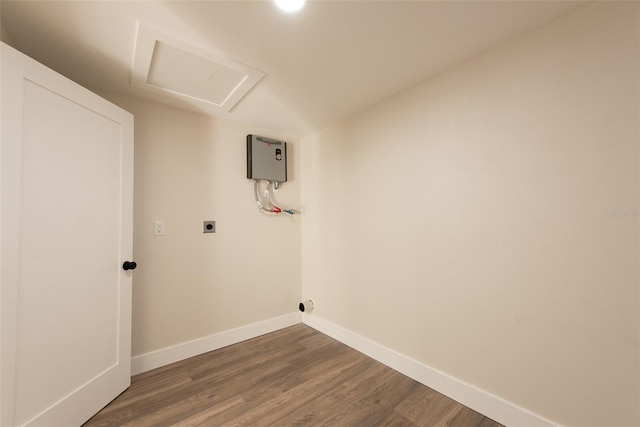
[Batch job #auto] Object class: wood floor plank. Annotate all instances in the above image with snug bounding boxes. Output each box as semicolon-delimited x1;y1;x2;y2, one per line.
320;369;419;427
83;324;503;427
173;395;249;427
377;410;419;427
268;357;386;425
218;351;370;426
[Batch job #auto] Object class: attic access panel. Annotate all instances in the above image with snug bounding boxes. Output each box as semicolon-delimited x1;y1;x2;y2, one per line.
247;135;287;183
147;41;247;106
132;24;265;113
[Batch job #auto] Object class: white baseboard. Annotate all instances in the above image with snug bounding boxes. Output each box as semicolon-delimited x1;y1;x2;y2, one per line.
302;314;558;427
132;312;301;375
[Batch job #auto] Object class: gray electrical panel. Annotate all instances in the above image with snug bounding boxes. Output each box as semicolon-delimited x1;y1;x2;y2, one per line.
246;134;287;182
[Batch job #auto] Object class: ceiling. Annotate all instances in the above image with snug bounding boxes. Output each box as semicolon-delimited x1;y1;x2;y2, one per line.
1;0;586;138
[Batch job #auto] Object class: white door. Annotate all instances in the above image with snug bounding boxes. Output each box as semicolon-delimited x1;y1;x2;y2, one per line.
1;42;134;426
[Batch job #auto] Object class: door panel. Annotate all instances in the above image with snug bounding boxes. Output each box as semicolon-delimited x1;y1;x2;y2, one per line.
1;42;133;426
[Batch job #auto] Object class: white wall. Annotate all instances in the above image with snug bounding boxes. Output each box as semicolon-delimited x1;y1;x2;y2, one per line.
301;2;639;426
104;94;302;358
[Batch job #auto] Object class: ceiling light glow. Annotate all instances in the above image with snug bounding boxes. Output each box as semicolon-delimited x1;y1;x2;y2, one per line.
274;0;306;13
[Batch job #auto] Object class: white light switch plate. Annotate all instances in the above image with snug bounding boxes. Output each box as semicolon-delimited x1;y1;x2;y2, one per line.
154;220;165;236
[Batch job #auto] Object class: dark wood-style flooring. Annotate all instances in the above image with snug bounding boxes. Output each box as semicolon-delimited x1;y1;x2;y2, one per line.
84;324;502;426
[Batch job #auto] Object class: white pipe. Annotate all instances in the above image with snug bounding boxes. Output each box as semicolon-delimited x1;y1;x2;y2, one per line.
299;299;314;313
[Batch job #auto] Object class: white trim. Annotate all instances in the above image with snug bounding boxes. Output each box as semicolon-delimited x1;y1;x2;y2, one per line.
302;314;559;427
132;312;301;375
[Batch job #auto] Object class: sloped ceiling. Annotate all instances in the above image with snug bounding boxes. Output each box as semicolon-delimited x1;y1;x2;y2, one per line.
0;1;586;137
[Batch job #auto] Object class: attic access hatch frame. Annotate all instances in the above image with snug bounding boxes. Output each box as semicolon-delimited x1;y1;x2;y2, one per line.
131;24;265;113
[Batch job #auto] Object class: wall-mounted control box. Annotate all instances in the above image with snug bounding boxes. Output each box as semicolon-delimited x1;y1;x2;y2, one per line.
246;134;287;183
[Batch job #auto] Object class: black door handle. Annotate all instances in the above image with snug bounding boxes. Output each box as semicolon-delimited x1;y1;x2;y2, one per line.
123;261;137;271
